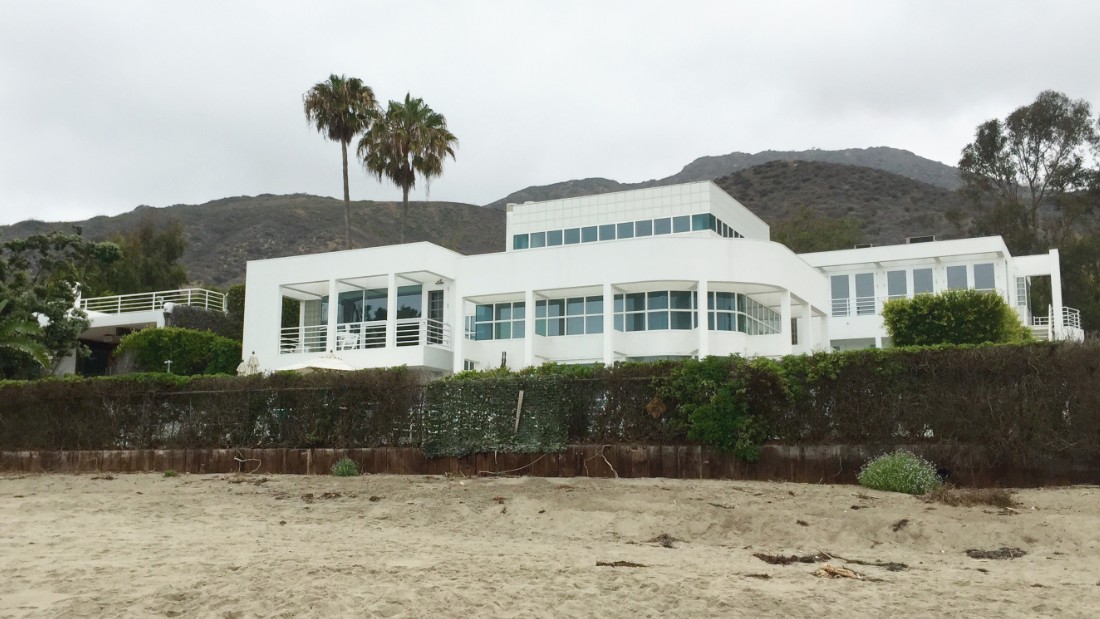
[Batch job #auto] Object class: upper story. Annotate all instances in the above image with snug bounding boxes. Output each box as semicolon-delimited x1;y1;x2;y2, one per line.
506;181;770;251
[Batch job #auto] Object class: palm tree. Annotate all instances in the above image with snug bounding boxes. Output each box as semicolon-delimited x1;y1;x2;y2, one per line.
0;299;50;368
303;75;378;249
358;94;457;243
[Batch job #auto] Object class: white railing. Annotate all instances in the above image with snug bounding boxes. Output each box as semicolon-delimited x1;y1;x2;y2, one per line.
831;289;1007;318
1062;307;1082;330
279;324;327;354
279;318;452;354
80;288;226;314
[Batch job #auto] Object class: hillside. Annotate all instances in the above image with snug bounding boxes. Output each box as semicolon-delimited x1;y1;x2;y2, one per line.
487;146;960;208
0;195;505;288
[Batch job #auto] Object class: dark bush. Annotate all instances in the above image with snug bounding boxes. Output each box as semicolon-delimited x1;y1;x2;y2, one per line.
114;327;241;375
883;289;1031;346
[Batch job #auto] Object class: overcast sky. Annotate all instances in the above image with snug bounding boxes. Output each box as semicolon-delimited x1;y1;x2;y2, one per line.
1;1;1099;225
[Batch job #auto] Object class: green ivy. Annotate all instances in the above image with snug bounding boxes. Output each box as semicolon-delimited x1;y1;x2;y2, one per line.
114;327;242;376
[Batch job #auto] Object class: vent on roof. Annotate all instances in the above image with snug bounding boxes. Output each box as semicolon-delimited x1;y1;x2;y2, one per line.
906;235;936;244
853;243;875;249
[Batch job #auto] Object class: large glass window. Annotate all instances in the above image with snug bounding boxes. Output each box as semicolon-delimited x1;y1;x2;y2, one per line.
913;268;933;294
654;218;672;235
395;285;422;319
564;228;580;245
617;221;634;239
831;275;850;317
581;226;597;243
472;301;525;340
691;214;709;231
614;290;695;332
672;215;690;233
598;223;616;241
536;296;602;336
946;265;968;290
635;220;653;237
546;230;563;246
530;231;546;248
854;273;875;315
973;263;995;290
708;292;780;334
887;270;907;299
513;234;529;250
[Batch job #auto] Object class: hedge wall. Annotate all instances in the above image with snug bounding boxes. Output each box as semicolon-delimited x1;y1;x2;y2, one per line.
1;342;1098;465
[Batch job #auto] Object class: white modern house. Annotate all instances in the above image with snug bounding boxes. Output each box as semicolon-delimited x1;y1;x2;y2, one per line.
238;181;1082;375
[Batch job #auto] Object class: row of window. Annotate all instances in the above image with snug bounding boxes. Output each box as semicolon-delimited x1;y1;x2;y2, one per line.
468;290;781;340
831;263;996;317
512;213;744;250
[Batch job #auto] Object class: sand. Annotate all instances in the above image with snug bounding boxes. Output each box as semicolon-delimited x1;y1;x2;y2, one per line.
1;473;1099;618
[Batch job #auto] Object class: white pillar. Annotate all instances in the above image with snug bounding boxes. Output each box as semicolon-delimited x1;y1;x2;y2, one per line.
325;279;339;352
803;300;814;354
524;289;536;367
386;273;398;348
697;280;709;359
779;289;791;353
452;293;464;373
603;283;615;366
1050;249;1064;340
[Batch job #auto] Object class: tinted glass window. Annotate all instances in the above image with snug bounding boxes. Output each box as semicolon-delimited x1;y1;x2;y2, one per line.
913;268;933;294
974;263;995;290
672;215;690;233
654;218;672;235
635;220;653;236
564;228;580;244
887;270;907;297
531;232;546;248
691;214;709;231
598;224;616;241
547;229;563;246
513;234;529;250
581;226;597;242
617;222;634;239
947;265;967;290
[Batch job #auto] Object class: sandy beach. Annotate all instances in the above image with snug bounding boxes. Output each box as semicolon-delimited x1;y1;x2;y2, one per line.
1;473;1098;618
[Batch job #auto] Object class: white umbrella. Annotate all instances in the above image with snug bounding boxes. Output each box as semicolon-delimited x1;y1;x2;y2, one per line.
277;354;357;373
243;351;261;376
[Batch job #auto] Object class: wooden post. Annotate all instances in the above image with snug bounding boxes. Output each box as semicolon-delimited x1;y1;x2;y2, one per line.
513;389;525;433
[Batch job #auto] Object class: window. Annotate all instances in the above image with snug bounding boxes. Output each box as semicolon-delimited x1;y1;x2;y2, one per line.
635;220;653;237
581;226;597;243
513;234;529;250
1016;277;1030;308
854;273;874;315
974;263;995;290
598;223;616;241
654;218;672;235
617;221;634;239
615;290;695;332
536;296;602;336
547;229;563;246
946;265;967;290
707;291;781;335
691;213;709;231
472;301;525;340
564;228;581;245
530;231;546;248
913;268;933;294
672;215;690;233
831;275;850;317
887;270;907;299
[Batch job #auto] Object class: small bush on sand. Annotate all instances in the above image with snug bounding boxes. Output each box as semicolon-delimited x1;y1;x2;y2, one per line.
331;457;359;477
858;450;942;495
924;485;1018;508
163;469;179;478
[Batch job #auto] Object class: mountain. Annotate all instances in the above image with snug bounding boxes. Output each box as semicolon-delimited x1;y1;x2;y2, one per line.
486;147;960;208
0;195;505;288
713;160;966;244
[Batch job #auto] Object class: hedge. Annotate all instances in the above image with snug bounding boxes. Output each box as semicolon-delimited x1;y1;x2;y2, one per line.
1;342;1098;465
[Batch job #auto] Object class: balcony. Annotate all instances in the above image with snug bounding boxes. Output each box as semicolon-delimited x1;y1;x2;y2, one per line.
80;288;226;314
279;318;452;354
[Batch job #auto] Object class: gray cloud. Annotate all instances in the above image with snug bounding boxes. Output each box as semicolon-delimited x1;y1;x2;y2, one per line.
2;0;1098;225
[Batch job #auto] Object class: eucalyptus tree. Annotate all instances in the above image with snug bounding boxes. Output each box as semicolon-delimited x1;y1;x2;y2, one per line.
303;74;379;249
358;93;457;243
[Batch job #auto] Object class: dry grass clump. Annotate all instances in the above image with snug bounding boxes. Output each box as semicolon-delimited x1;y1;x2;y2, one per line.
924;485;1018;508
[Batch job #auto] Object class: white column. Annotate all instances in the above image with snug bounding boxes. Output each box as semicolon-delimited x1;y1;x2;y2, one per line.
325;279;339;353
803;300;814;353
524;289;536;367
298;298;305;351
1050;249;1064;340
697;280;709;359
779;289;791;353
452;293;464;373
602;283;615;366
386;273;398;348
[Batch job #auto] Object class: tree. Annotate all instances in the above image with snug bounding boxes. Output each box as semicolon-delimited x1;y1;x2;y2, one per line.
303;75;379;249
959;90;1099;252
882;290;1031;347
358;93;457;243
0;233;121;377
91;217;189;295
0;299;50;369
770;207;866;253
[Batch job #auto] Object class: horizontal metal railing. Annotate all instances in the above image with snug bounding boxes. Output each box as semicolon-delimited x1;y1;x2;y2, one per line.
831;289;1006;318
280;319;452;354
80;288;226;314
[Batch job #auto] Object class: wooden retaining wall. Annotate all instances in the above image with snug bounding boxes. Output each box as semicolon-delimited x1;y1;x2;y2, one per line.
2;445;1098;487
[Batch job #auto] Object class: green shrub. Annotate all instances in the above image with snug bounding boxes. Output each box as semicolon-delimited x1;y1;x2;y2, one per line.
882;289;1031;346
163;469;179;478
858;450;942;494
114;327;242;375
331;457;359;477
